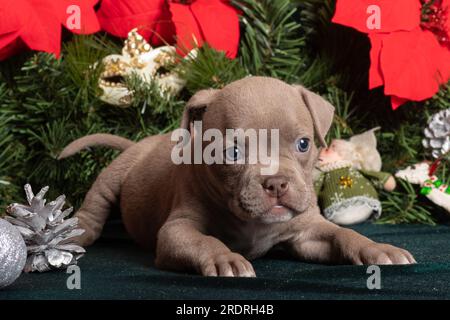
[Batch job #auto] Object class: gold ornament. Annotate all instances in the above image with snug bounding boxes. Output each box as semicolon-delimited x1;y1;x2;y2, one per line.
339;176;353;188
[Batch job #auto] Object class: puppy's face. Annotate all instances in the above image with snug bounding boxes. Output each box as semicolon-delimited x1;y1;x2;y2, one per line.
184;77;334;224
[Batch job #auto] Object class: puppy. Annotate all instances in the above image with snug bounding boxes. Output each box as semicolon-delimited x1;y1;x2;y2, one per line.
60;77;415;277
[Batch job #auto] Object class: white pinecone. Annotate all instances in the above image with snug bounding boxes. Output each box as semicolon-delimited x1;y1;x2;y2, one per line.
423;108;450;159
5;184;85;272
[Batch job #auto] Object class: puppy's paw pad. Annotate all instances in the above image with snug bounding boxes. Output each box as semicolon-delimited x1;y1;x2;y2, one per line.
357;243;416;265
201;252;256;278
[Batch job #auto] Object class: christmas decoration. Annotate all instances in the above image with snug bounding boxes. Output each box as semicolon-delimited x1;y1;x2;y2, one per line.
1;0;449;227
5;184;85;272
97;28;194;106
0;219;27;289
314;128;396;225
396;162;450;215
0;0;100;60
169;0;239;58
423;108;450;158
97;0;240;58
332;0;450;109
97;0;174;47
339;176;353;188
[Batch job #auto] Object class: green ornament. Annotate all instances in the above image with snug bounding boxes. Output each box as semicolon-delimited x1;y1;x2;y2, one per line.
433;180;443;188
420;187;432;196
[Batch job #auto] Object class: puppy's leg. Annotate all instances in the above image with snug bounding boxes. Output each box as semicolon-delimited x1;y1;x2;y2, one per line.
75;152;137;246
286;208;416;265
156;217;256;277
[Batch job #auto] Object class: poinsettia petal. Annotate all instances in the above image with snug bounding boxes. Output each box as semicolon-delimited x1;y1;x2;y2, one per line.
0;33;22;61
21;9;62;57
0;0;30;35
169;1;204;54
368;34;384;89
0;0;62;58
21;1;63;57
53;0;101;34
149;1;175;45
436;44;450;82
381;29;450;102
0;31;19;50
97;0;175;45
1;0;99;59
333;0;421;34
0;0;30;60
391;96;409;110
190;0;239;58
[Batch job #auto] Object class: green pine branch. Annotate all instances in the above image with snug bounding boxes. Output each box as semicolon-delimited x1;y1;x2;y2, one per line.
0;6;449;226
0;34;187;210
233;0;306;82
178;44;247;94
378;180;436;225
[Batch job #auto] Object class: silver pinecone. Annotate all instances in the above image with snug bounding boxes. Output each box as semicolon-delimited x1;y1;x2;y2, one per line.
423;108;450;158
5;184;85;272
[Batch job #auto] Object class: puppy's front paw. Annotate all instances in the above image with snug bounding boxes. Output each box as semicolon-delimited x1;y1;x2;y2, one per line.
354;243;416;265
200;252;256;277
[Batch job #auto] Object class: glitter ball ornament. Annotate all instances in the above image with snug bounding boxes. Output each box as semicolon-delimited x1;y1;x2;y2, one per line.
0;218;27;289
5;184;86;272
423;108;450;158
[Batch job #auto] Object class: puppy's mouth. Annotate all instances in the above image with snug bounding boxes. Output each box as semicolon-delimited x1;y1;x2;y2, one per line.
268;204;291;215
237;198;295;224
261;203;294;223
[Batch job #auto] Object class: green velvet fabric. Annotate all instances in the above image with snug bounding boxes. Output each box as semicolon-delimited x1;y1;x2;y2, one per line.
1;222;450;300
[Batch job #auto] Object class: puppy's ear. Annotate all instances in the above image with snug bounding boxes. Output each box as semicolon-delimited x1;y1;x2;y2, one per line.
181;89;219;131
293;85;335;147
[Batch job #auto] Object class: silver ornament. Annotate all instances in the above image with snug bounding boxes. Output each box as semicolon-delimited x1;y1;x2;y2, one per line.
5;184;86;272
0;218;27;289
423;108;450;158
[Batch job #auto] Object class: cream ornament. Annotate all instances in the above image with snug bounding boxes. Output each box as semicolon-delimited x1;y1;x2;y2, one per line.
98;28;190;107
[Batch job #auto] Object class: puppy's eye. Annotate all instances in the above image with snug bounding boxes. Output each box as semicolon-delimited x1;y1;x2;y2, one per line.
224;146;243;162
296;138;310;153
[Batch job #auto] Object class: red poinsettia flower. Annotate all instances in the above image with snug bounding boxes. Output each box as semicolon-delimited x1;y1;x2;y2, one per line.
96;0;175;47
168;0;240;58
96;0;240;58
0;0;100;61
333;0;450;109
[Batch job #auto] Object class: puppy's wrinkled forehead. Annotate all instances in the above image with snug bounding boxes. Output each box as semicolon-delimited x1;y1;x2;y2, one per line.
203;77;314;135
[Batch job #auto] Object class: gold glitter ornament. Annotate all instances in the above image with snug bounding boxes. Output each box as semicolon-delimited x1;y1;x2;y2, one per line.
339;176;353;188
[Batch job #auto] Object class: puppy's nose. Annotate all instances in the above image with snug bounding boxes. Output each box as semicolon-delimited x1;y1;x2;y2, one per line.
263;176;289;198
